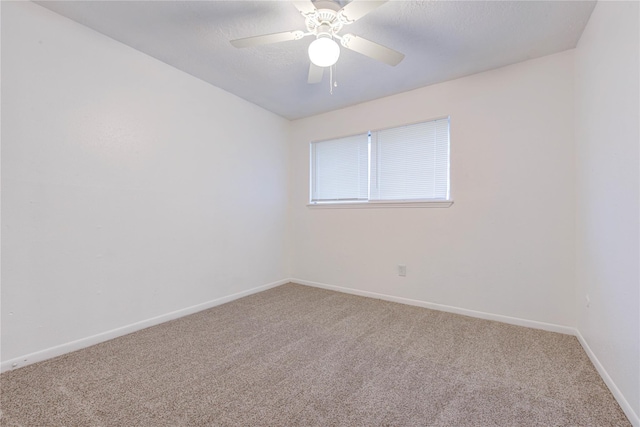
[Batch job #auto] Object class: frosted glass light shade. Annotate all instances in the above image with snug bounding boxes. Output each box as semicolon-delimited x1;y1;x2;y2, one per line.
308;37;340;67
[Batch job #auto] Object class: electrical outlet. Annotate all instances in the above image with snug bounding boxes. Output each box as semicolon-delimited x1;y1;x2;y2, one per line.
398;265;406;277
585;294;590;308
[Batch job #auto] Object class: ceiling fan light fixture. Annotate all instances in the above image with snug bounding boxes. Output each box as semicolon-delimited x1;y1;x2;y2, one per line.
308;36;340;67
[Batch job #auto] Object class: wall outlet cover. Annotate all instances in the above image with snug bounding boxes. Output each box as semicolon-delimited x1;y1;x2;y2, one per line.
398;265;407;277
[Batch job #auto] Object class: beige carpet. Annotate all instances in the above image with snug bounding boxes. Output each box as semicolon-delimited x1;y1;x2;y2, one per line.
0;283;630;426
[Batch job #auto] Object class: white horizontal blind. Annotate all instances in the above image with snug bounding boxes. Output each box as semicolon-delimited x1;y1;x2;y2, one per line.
310;133;369;202
370;118;449;201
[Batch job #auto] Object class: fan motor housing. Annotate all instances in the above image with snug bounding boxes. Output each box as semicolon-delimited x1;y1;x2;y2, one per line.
313;1;341;12
305;1;345;35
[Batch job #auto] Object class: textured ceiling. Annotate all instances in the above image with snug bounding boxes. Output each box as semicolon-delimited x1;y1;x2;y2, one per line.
36;0;596;120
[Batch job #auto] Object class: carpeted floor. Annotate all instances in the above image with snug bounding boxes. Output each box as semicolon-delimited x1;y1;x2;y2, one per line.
0;283;631;426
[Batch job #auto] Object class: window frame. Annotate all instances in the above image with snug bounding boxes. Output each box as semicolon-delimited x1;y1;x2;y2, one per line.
308;116;454;209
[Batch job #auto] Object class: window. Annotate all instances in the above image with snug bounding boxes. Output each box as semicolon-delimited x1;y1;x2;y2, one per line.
310;117;451;207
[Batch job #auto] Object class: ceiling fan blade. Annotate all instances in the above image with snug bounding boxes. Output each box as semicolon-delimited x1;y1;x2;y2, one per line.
339;0;388;23
292;1;317;15
230;30;305;48
308;62;324;84
340;34;404;66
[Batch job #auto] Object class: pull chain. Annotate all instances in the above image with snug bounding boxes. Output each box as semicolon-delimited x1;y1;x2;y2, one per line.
334;61;338;89
329;64;333;95
329;63;338;95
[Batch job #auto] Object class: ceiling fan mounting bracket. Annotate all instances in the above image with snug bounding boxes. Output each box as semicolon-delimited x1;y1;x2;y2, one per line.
337;10;355;24
339;33;353;48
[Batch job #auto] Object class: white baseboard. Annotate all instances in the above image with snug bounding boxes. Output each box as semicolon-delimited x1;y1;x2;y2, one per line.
0;278;289;373
291;278;575;335
4;277;637;427
575;330;640;427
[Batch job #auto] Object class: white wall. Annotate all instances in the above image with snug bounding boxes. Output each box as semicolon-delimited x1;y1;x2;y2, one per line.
290;51;576;328
1;2;289;364
574;1;640;423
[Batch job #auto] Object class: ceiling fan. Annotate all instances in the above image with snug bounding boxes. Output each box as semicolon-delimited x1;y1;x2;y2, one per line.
230;0;404;85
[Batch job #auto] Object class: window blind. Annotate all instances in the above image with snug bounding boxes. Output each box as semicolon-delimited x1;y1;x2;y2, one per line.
310;133;369;202
309;117;450;204
370;118;449;201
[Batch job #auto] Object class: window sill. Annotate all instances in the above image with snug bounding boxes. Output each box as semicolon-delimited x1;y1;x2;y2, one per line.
307;200;454;209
